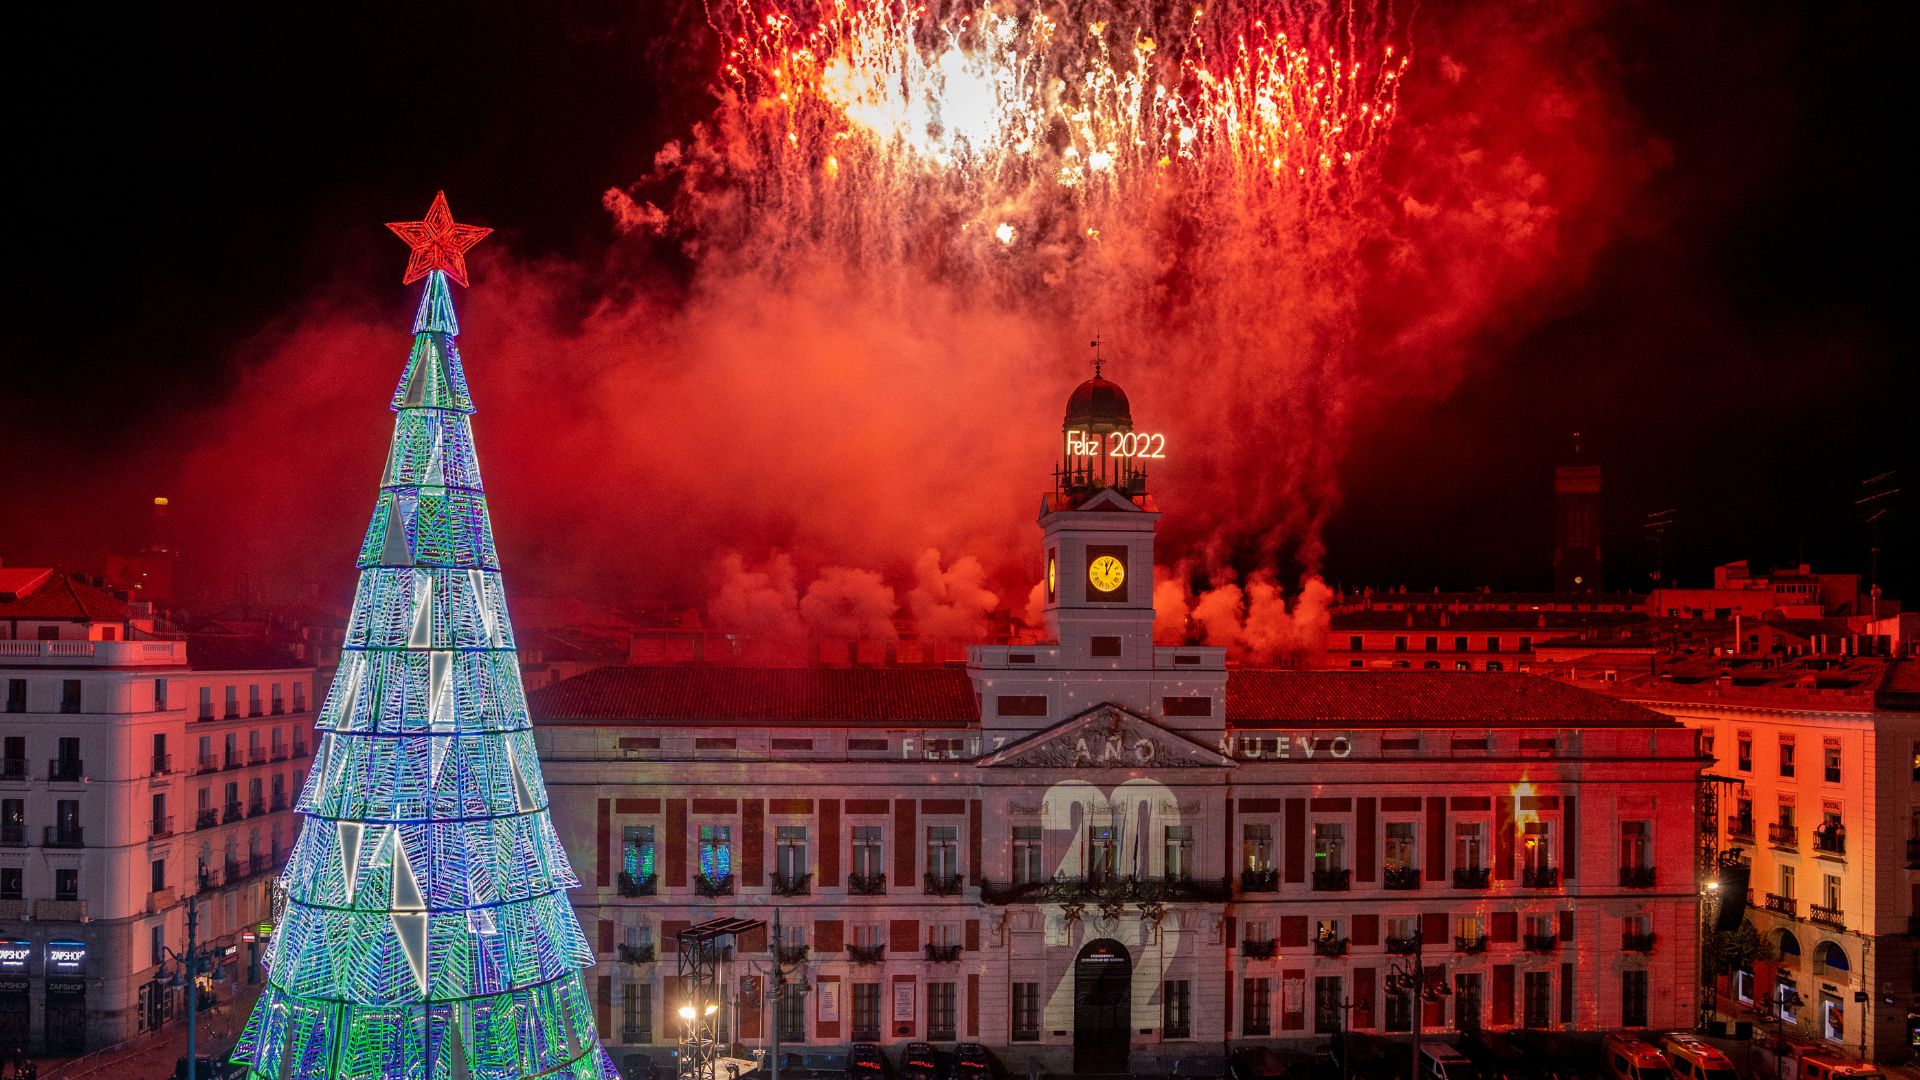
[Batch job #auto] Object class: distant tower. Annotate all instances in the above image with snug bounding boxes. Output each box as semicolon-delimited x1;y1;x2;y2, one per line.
1554;434;1602;593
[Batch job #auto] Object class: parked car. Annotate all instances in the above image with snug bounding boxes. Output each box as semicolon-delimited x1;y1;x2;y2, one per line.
1418;1044;1482;1080
954;1043;997;1080
1655;1034;1737;1080
1601;1034;1672;1080
901;1042;944;1080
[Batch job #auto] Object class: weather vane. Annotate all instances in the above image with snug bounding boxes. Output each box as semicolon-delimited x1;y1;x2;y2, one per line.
1089;334;1106;378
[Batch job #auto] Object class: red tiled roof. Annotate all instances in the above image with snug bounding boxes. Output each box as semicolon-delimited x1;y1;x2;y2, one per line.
1226;670;1672;727
529;665;979;727
0;571;129;621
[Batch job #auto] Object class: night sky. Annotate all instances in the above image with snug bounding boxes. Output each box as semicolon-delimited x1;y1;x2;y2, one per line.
6;0;1910;609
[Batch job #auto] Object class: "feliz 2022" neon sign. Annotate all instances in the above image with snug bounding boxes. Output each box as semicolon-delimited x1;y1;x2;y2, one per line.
1066;429;1167;459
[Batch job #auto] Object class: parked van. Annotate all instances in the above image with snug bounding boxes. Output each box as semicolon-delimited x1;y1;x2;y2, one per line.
1658;1034;1738;1080
1419;1044;1481;1080
1602;1034;1673;1080
1797;1053;1886;1080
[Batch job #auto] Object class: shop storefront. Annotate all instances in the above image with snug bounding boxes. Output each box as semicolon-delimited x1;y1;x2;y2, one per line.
0;940;30;1050
42;940;86;1054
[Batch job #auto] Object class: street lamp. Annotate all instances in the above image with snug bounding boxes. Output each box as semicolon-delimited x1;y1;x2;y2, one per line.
158;895;228;1080
1384;930;1448;1080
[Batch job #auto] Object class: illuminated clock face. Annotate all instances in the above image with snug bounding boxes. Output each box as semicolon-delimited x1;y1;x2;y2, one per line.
1047;555;1057;596
1088;555;1126;593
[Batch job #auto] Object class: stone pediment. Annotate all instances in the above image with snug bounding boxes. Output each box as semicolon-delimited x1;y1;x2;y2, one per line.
982;704;1233;769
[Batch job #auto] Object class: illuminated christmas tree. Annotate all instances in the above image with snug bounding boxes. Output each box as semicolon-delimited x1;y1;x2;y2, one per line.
230;193;617;1080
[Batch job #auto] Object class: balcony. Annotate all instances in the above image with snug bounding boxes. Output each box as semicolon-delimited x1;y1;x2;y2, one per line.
250;852;271;875
693;873;734;898
1452;866;1491;889
0;760;25;782
0;825;25;848
1240;867;1280;893
1523;934;1558;952
1521;866;1560;889
1812;827;1845;858
924;943;963;963
848;943;886;965
776;943;811;965
924;872;964;896
1455;935;1489;954
197;867;221;891
194;756;219;775
146;887;178;915
1726;816;1755;840
293;740;309;758
978;874;1232;906
248;748;269;765
34;899;88;922
223;803;244;824
1621;932;1655;953
1763;893;1797;917
0;639;185;667
195;808;219;830
48;759;84;783
772;871;813;898
1385;935;1421;955
43;826;84;848
1383;866;1422;891
1808;904;1844;930
1619;866;1656;888
247;800;267;817
1240;938;1279;960
1311;867;1351;892
150;816;174;839
1312;937;1348;958
271;746;289;762
846;872;886;896
617;872;657;898
223;752;241;770
150;753;173;777
616;942;655;964
225;859;245;883
270;793;288;812
1767;822;1798;849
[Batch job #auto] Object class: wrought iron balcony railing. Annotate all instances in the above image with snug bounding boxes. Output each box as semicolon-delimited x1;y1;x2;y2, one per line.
777;943;811;965
0;825;24;848
1808;904;1843;929
772;871;813;897
978;874;1231;906
1763;892;1797;917
1521;865;1560;889
1455;935;1489;954
150;816;173;838
0;760;26;781
1726;816;1755;839
1385;935;1420;955
694;872;734;898
617;872;657;897
1312;937;1348;958
846;871;886;896
1619;866;1656;888
196;808;219;829
1240;938;1278;960
848;943;886;965
43;826;84;848
1383;866;1421;890
1812;827;1845;857
924;943;963;963
616;942;655;964
1311;867;1351;892
1523;934;1558;952
1621;932;1655;953
1452;866;1491;889
924;871;964;896
48;759;84;782
1768;822;1798;849
1240;867;1280;893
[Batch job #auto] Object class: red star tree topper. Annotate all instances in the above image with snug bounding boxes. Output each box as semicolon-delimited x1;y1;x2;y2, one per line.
386;190;491;287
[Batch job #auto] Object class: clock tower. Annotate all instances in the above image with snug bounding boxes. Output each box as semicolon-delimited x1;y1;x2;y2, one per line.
1040;366;1159;662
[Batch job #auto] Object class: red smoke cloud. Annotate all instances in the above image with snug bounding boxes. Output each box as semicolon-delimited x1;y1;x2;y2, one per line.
160;0;1665;657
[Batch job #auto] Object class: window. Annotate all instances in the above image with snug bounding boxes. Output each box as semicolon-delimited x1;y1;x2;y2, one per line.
926;825;959;881
1088;825;1116;879
1424;636;1438;652
224;685;238;718
293;683;305;712
248;685;262;716
1012;826;1043;884
1779;864;1795;900
151;924;165;967
154;679;169;712
1779;735;1795;777
55;868;79;901
0;868;20;900
1011;983;1040;1041
1394;636;1408;652
1455;913;1483;943
1452;823;1485;876
853;825;884;879
1823;874;1841;912
623;982;652;1043
60;679;81;713
1162;696;1211;717
1243;977;1272;1035
198;686;213;720
1384;980;1412;1033
1521;821;1553;873
1824;741;1841;783
151;858;166;892
1522;971;1551;1028
1913;741;1920;781
776;826;808;881
1620;821;1651;870
1622;971;1649;1027
1454;636;1468;652
1244;823;1273;871
854;984;883;1041
1737;732;1753;771
779;987;808;1042
1385;822;1416;871
1701;730;1716;757
1090;636;1122;658
1315;918;1342;945
2;680;23;714
1486;636;1501;652
1163;980;1191;1038
1163;825;1193;880
1455;660;1472;671
270;684;284;714
1314;977;1344;1034
996;695;1048;717
1519;636;1533;653
927;982;957;1040
1348;635;1363;651
1313;823;1345;871
622;826;656;884
698;825;732;881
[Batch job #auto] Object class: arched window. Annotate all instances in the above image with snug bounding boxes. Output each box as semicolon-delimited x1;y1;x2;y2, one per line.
1813;939;1849;976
